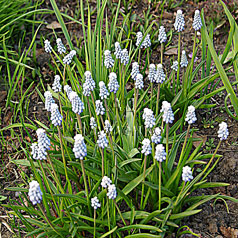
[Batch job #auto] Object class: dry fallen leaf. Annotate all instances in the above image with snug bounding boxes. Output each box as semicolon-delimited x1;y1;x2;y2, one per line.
46;21;62;30
220;226;238;238
192;132;207;148
164;47;178;56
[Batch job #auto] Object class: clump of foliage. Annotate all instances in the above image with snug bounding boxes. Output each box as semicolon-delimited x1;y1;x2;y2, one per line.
3;0;238;237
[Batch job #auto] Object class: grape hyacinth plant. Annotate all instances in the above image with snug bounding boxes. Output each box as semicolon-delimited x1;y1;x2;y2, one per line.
7;5;237;237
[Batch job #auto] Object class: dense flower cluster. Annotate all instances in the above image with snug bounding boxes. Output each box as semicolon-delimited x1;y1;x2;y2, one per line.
83;71;96;96
174;10;185;32
218;122;229;141
148;64;156;83
28;180;42;205
56;38;66;54
143;108;155;129
107;184;117;199
36;128;51;150
95;100;105;115
44;39;52;53
161;101;174;124
105;120;112;133
108;72;119;93
182;166;193;182
141;138;152;156
155;144;166;162
121;49;129;65
73;134;87;160
171;61;179;71
69;91;84;115
90;117;97;129
131;62;140;81
135;73;144;89
158;26;167;44
143;34;151;48
151;127;162;144
99;81;110;100
136;31;143;48
50;103;63;126
52;75;62;93
64;85;73;98
91;197;101;210
104;50;114;69
193;10;202;31
185;105;197;124
44;91;55;112
63;50;76;65
155;64;166;84
114;42;122;59
180;50;188;68
101;176;112;188
97;131;108;148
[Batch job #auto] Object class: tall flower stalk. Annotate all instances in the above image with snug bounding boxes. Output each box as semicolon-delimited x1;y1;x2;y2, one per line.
174;10;185;93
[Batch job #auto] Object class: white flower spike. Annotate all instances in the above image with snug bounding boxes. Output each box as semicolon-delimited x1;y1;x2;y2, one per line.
114;42;122;59
73;134;87;160
99;81;110;100
171;61;179;71
107;184;117;199
104;50;114;69
56;38;66;54
131;62;140;81
91;197;101;210
158;26;167;44
121;49;129;65
135;73;144;90
141;138;152;156
69;91;84;115
44;39;52;53
143;108;155;129
161;101;174;124
44;91;55;112
155;144;166;162
95;100;105;116
193;10;202;31
97;131;108;148
155;64;166;84
218;122;229;141
182;166;193;182
90;117;97;130
101;176;112;188
148;64;156;83
52;75;62;93
28;180;43;205
180;50;188;68
50;103;63;127
108;72;119;94
185;105;197;125
174;10;185;32
151;127;162;144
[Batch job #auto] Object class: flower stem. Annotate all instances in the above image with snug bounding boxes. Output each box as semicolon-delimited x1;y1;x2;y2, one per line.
165;123;169;167
176;32;181;94
80;160;90;210
161;43;164;64
100;148;105;177
76;114;83;134
140;155;147;209
155;84;161;117
158;161;162;210
150;82;153;110
94;209;96;238
177;124;191;167
133;89;138;144
87;97;92;118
